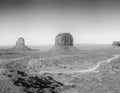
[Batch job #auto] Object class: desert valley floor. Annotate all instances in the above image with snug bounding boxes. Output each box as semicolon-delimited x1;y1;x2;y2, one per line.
0;45;120;93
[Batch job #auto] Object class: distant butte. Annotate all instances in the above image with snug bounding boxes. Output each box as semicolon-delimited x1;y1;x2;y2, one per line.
112;41;120;46
12;37;31;51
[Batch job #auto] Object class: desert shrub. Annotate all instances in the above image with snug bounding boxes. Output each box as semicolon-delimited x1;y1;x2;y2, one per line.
2;68;65;93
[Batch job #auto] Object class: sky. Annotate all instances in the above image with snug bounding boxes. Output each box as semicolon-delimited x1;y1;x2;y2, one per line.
0;0;120;46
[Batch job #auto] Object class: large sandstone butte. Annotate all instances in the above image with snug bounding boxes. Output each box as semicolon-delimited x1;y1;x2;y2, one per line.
112;41;120;46
52;33;79;53
55;33;73;46
12;37;31;51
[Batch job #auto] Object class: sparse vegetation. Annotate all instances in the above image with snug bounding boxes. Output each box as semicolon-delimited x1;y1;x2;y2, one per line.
0;45;120;93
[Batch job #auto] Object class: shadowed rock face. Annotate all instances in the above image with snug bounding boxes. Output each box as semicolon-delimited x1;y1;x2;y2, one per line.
55;33;73;47
12;37;31;51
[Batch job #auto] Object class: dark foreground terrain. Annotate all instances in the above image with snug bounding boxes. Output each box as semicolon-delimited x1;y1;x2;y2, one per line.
0;45;120;93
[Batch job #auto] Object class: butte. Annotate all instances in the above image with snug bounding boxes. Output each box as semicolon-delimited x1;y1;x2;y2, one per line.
12;37;31;51
51;33;79;53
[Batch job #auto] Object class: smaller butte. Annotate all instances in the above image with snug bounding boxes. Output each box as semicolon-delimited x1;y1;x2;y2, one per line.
12;37;31;51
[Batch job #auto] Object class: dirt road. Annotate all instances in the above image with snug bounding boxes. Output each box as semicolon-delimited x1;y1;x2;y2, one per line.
0;54;119;74
38;54;120;74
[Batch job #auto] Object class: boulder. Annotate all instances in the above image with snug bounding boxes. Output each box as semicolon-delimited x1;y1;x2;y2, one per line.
55;33;73;46
12;37;31;51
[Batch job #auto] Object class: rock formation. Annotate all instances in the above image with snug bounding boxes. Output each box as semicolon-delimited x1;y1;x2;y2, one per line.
112;41;120;46
16;37;25;46
51;33;79;53
55;33;73;46
12;37;31;51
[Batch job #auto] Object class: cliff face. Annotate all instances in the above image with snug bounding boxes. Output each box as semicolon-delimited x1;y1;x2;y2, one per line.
12;37;31;51
55;33;73;47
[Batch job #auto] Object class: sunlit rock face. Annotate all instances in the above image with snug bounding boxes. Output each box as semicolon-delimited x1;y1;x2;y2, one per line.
55;33;73;47
112;41;120;46
12;37;31;51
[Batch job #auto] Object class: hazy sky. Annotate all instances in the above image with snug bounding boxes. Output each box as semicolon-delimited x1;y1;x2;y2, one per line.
1;0;120;46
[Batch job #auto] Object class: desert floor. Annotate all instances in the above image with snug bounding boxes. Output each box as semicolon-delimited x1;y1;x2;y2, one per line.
0;45;120;93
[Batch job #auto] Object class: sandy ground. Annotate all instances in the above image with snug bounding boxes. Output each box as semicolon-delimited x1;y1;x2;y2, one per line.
0;46;120;93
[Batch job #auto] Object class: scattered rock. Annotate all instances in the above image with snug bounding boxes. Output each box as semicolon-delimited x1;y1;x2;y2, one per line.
12;37;31;51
